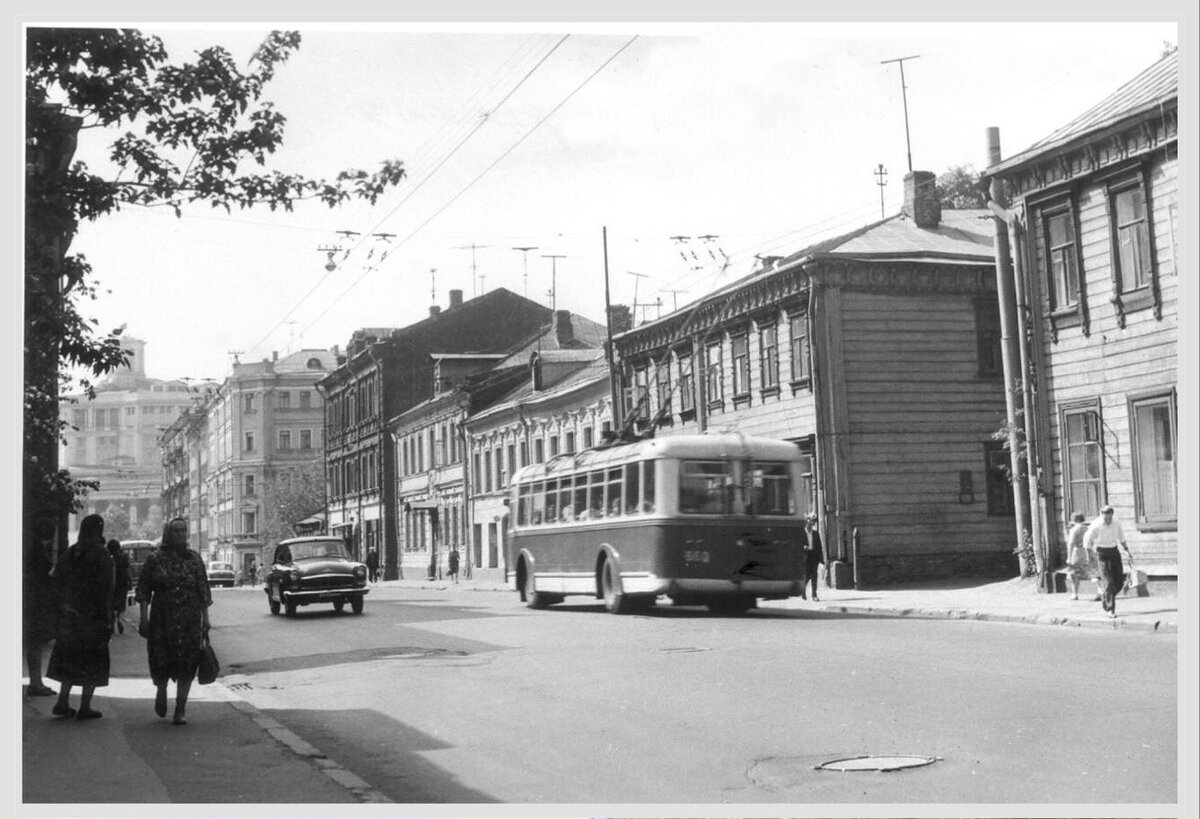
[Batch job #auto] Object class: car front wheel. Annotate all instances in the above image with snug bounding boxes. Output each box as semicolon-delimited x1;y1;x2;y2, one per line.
351;595;364;615
269;598;280;615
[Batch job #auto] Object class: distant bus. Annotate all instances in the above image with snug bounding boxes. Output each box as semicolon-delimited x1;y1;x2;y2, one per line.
507;432;808;614
122;539;158;585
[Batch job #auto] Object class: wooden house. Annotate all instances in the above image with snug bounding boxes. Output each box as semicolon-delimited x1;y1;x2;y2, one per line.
984;51;1178;575
612;173;1012;585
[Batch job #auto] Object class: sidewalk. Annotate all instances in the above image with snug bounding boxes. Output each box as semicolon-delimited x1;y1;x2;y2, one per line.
373;572;1179;633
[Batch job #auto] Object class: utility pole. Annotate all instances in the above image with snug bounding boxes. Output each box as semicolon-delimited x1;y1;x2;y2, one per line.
602;227;622;430
512;246;538;299
881;54;920;173
661;289;685;311
541;254;566;312
456;244;489;297
874;163;889;219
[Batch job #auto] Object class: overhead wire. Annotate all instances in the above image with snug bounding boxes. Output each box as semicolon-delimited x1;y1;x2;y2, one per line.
246;34;572;358
295;34;641;341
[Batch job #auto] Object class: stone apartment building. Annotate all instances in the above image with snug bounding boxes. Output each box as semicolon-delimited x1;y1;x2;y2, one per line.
318;288;556;579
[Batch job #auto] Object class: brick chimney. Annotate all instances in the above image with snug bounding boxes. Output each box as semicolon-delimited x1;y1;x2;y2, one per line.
903;171;941;228
555;310;574;347
449;289;463;309
429;305;442;318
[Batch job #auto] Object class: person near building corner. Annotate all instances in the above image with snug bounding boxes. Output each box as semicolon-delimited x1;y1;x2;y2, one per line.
1084;504;1133;618
366;548;380;583
801;512;825;601
1063;512;1094;601
24;515;60;697
448;546;460;584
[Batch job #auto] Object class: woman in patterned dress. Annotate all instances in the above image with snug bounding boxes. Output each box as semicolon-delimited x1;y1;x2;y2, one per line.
136;517;211;725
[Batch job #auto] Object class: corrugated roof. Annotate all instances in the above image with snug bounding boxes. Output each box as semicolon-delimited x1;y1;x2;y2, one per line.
989;51;1177;175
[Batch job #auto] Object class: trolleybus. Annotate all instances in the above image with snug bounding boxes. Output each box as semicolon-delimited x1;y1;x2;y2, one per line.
507;432;809;614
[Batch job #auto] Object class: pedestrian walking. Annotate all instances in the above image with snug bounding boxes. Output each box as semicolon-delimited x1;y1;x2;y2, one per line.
366;548;380;583
1084;504;1133;617
248;560;257;587
1063;512;1094;601
255;563;265;586
801;512;824;601
23;515;60;698
135;517;212;725
448;546;460;584
46;513;114;720
107;539;132;634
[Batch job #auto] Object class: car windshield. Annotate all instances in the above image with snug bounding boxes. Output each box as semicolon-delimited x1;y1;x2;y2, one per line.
285;540;349;561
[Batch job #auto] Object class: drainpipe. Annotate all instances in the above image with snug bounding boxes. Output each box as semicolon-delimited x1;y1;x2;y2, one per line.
1008;212;1051;589
985;127;1034;579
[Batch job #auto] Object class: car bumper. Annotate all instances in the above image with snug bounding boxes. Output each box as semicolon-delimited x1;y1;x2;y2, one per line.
278;587;369;604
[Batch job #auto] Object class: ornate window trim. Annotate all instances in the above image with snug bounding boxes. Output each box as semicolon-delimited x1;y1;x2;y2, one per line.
1102;162;1162;327
1030;191;1089;342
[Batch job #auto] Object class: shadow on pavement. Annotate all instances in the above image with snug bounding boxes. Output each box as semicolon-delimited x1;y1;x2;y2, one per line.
261;706;497;803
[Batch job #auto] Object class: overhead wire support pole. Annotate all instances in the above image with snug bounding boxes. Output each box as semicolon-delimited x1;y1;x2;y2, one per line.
880;54;920;173
602;227;622;430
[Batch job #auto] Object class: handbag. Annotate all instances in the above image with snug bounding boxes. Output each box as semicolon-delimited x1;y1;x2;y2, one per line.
197;632;220;685
1122;553;1149;598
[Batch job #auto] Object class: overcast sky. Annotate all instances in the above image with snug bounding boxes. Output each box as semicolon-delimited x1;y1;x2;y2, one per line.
42;19;1182;382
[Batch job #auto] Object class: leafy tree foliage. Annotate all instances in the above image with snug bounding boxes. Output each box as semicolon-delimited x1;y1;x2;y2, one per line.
25;28;406;522
261;459;327;545
936;165;987;209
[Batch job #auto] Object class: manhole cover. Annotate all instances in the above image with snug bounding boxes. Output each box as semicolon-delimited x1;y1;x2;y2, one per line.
816;754;940;772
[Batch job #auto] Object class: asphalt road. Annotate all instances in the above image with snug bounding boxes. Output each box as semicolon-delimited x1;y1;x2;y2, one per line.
209;584;1177;806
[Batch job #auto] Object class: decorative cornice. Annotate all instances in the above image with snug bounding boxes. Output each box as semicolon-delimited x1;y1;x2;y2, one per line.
1003;102;1177;201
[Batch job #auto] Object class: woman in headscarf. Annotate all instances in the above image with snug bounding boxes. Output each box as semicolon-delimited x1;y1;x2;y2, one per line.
107;539;132;634
135;517;211;725
46;513;114;720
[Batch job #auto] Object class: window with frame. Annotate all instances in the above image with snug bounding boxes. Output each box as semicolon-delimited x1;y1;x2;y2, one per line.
278;430;291;451
244;474;255;496
789;313;810;383
705;341;723;405
759;322;779;391
583;427;594;449
1110;178;1152;293
278;391;291;408
984;441;1014;516
242;511;256;536
627;367;650;421
1042;204;1080;311
566;431;576;454
677;354;695;414
520;440;529;467
244;394;255;413
549;435;560;457
244;432;255;453
300;429;312;450
484;450;493;493
506;444;516;485
1129;391;1176;528
299;391;311;409
731;333;750;396
1061;404;1104;520
655;361;672;415
975;299;1003;378
534;438;545;464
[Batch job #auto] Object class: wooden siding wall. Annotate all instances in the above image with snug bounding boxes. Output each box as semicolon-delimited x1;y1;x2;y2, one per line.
1033;155;1178;571
838;291;1013;569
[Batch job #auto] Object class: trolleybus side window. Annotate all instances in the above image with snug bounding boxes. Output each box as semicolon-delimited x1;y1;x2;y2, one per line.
642;460;655;512
606;468;622;517
748;461;795;515
624;462;640;514
586;470;605;519
531;480;545;525
545;478;559;524
572;475;588;521
680;460;732;514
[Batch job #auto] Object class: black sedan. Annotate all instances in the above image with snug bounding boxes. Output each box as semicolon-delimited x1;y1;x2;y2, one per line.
264;536;369;617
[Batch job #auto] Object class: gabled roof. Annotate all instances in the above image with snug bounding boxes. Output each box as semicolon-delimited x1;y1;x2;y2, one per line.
987;51;1177;176
467;356;612;427
623;208;993;338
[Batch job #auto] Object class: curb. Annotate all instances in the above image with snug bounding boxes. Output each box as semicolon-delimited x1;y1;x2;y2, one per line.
823;604;1176;634
225;690;392;803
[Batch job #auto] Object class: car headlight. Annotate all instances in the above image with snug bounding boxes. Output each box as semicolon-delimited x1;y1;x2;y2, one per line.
288;570;302;583
353;565;367;579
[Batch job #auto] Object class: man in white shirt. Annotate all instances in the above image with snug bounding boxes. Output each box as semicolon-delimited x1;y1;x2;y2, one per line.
1084;505;1133;617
